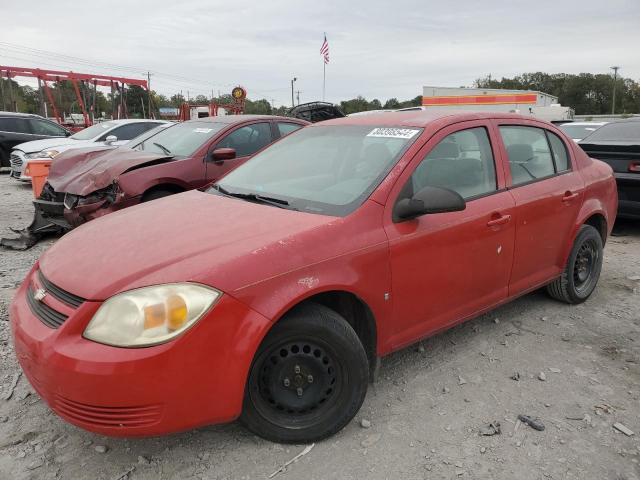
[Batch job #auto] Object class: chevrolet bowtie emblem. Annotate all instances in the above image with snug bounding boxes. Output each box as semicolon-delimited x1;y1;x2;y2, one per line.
33;288;47;302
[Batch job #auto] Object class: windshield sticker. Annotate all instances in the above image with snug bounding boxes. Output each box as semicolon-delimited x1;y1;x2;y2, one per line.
194;128;213;133
366;128;420;139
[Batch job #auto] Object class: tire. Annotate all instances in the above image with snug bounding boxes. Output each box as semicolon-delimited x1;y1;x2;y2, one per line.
0;148;9;170
141;189;175;202
547;224;603;304
240;303;369;443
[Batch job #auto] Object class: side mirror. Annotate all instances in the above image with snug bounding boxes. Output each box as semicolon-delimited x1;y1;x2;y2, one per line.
105;135;118;144
209;147;236;162
394;186;466;222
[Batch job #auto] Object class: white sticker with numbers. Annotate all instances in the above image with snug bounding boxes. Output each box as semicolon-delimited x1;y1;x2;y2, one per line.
366;128;420;139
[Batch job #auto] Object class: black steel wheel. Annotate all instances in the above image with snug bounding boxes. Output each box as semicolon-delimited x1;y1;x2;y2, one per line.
241;303;369;443
547;224;603;304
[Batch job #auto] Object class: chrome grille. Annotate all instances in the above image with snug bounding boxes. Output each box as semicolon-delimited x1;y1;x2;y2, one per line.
9;153;23;168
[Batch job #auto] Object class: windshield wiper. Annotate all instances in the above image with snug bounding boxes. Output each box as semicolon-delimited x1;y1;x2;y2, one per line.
212;185;295;210
153;142;172;155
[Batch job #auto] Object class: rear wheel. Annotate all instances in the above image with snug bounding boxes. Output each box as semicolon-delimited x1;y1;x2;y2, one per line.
241;303;369;443
547;224;603;304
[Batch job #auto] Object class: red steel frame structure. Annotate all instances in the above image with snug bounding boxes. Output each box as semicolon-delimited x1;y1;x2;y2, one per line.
0;65;148;128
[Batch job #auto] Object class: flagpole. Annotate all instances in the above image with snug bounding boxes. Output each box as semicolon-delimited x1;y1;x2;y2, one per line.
322;32;326;101
323;61;326;102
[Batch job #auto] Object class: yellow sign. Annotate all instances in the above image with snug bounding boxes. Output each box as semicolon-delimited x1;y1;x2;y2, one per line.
232;87;246;101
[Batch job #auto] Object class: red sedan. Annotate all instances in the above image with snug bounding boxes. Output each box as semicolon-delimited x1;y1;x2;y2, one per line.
11;111;617;443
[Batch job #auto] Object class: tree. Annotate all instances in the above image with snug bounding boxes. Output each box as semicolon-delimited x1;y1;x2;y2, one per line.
383;98;401;109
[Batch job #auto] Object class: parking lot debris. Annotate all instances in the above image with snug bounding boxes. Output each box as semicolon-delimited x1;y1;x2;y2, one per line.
137;456;151;465
517;415;545;431
613;423;635;436
480;446;486;454
627;275;640;281
94;445;108;453
360;418;371;428
479;422;501;436
2;372;21;400
112;466;136;480
269;444;315;478
417;343;425;353
594;403;614;415
538;372;547;381
510;372;521;381
442;386;450;394
541;316;549;321
458;376;467;386
493;318;500;324
549;368;562;373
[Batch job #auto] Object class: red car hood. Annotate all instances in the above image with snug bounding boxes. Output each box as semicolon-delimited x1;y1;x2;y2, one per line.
39;190;351;300
48;147;173;196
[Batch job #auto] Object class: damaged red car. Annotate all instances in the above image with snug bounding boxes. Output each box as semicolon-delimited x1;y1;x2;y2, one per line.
6;115;308;248
11;112;617;443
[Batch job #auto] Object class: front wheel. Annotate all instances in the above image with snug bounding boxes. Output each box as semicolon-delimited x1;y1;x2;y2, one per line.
240;303;369;443
547;224;603;304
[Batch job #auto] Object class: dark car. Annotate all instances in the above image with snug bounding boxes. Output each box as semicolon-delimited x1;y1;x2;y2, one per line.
290;101;345;123
1;115;308;249
0;112;70;169
579;119;640;219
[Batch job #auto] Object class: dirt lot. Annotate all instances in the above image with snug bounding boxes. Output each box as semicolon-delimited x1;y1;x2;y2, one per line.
0;173;638;480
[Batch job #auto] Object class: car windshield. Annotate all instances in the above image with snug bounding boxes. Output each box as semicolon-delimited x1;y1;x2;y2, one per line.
558;124;603;139
136;121;225;157
70;121;117;140
581;121;640;142
212;125;423;216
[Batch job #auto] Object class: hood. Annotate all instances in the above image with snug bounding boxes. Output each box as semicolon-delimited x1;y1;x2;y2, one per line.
39;190;350;300
48;147;174;195
14;137;80;154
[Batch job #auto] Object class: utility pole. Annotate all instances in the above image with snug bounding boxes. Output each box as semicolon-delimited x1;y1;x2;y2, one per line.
296;90;301;105
610;66;620;115
291;77;297;108
147;71;153;119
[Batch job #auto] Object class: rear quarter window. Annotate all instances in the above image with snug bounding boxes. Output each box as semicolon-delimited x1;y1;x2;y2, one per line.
547;131;570;172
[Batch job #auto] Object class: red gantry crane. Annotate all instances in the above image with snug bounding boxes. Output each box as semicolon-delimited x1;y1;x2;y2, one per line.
0;65;148;129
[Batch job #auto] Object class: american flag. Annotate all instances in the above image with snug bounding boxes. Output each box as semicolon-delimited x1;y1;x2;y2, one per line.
320;34;329;64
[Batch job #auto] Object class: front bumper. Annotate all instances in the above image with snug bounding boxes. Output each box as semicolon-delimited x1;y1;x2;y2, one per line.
9;151;30;181
10;265;272;437
615;173;640;219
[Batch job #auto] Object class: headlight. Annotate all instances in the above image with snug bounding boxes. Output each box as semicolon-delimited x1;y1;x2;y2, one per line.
83;283;221;347
26;149;59;159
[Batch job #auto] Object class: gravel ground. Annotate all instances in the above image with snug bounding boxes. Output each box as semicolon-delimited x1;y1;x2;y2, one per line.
0;173;639;480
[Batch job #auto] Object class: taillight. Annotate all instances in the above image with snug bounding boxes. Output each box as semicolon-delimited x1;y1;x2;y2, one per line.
629;162;640;173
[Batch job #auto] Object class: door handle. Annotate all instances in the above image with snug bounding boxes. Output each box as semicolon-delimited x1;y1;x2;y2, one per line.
562;191;580;202
487;214;511;227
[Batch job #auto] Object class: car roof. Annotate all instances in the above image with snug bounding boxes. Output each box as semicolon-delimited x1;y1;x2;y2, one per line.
104;119;168;125
0;111;42;119
188;115;305;124
561;122;607;126
313;110;544;128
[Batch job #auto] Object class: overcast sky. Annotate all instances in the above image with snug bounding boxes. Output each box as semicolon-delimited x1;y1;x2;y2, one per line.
2;0;639;106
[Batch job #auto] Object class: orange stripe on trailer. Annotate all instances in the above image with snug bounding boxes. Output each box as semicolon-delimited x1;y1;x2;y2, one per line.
422;93;538;106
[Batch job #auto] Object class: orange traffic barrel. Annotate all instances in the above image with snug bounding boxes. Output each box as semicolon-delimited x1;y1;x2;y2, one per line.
24;159;53;198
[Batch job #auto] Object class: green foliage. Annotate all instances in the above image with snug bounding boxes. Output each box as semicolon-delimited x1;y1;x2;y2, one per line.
475;72;640;115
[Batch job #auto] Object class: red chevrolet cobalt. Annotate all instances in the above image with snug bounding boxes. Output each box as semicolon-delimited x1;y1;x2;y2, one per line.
11;112;617;443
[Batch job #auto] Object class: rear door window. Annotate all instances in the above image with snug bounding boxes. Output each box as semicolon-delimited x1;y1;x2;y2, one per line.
499;126;555;186
277;122;303;137
0;117;30;134
100;123;159;141
216;123;273;157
